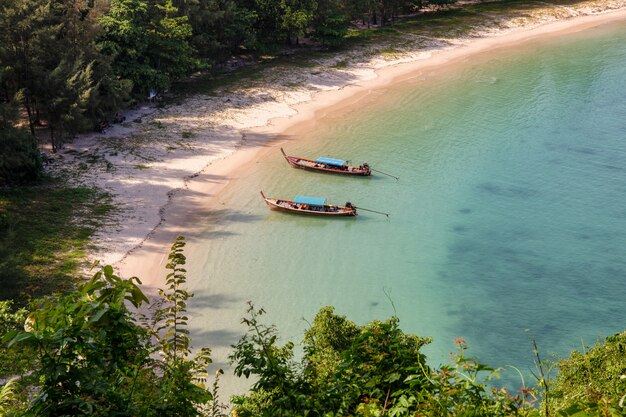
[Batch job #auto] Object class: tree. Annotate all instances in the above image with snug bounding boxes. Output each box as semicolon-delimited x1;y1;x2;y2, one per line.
312;0;349;47
229;302;303;416
237;0;284;50
150;0;200;85
150;236;213;416
0;0;53;136
280;0;316;45
173;0;255;64
99;0;199;96
0;0;129;147
4;266;150;416
38;60;97;151
0;102;41;184
0;299;33;397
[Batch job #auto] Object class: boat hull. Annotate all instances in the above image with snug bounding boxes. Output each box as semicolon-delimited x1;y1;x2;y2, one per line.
281;149;371;176
260;192;357;217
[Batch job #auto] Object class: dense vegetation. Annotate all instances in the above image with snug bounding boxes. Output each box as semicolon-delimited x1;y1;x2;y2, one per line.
0;238;213;416
0;0;455;170
0;238;624;416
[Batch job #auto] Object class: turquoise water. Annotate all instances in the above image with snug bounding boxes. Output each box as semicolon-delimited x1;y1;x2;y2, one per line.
186;19;626;390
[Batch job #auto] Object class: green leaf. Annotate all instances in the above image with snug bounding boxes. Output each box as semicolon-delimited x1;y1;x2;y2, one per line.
8;331;36;347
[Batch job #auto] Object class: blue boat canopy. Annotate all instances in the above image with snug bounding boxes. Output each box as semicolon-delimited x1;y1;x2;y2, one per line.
294;195;326;206
316;157;346;167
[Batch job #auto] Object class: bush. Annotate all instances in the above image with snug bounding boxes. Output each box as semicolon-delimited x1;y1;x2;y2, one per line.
548;331;626;416
0;105;41;185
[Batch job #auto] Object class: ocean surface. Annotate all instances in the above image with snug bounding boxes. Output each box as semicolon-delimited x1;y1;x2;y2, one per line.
185;19;626;391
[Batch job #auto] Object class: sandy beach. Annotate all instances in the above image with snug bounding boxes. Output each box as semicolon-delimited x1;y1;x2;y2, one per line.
47;2;626;287
104;1;626;285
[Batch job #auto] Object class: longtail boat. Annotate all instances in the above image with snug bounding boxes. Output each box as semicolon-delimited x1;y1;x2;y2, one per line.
260;191;357;217
281;148;371;176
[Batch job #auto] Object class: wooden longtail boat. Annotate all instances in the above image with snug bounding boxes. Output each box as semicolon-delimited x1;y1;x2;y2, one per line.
281;148;371;176
260;191;357;217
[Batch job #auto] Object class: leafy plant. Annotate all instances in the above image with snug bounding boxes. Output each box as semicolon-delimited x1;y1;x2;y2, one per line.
230;305;535;416
547;331;626;417
0;378;17;416
4;265;149;416
2;237;213;416
149;236;213;416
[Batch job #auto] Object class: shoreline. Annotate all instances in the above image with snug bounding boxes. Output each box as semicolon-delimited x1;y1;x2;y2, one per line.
115;4;626;287
84;3;626;399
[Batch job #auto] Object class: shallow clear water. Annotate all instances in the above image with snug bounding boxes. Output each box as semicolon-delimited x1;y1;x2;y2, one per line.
186;20;626;389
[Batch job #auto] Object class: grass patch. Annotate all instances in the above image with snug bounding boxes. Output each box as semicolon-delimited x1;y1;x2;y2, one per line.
173;64;268;97
0;178;116;303
332;59;350;68
181;131;194;139
134;164;150;170
378;47;401;56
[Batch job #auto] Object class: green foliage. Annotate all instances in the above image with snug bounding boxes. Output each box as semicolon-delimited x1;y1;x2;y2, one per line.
229;302;302;416
1;238;213;416
0;0;131;147
0;103;41;185
313;12;350;47
281;0;316;44
156;236;193;359
303;305;360;388
0;300;35;411
3;265;150;416
240;0;284;48
230;305;534;416
230;302;298;392
2;236;625;416
0;378;18;416
176;0;256;63
38;60;98;150
150;236;213;415
3;0;588;145
0;301;27;337
548;331;626;416
411;338;536;416
99;0;200;96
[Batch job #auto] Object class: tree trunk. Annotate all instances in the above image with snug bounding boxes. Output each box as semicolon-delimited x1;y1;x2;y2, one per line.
24;97;36;136
34;98;41;125
50;125;56;153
